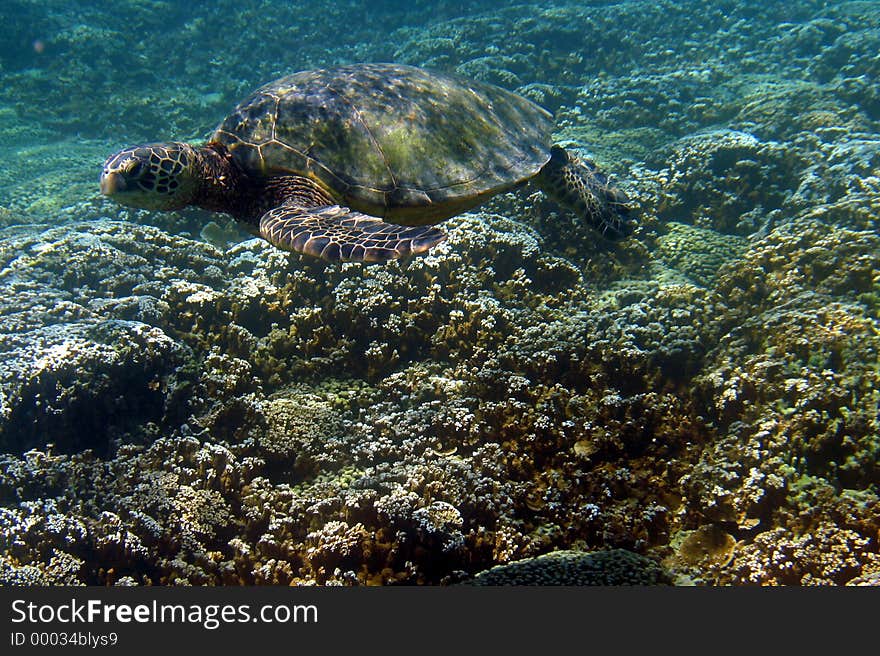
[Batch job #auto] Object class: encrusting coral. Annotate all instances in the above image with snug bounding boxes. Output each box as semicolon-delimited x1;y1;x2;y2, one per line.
1;0;879;585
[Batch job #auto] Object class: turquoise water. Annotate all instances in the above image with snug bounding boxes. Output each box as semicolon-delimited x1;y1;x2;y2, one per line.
0;0;877;585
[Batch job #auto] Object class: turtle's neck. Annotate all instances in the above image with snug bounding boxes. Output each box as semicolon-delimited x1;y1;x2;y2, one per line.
191;142;260;221
192;142;336;225
191;142;335;225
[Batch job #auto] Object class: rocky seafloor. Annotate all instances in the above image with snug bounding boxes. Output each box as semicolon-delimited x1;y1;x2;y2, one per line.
0;0;878;585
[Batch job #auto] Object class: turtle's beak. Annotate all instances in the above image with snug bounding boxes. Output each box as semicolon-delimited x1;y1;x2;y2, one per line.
100;172;126;196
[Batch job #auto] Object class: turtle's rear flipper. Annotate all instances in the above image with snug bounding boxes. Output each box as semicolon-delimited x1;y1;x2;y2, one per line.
538;145;635;239
259;203;446;262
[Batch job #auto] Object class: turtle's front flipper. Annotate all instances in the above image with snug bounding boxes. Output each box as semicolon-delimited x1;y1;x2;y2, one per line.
259;202;446;262
537;145;635;239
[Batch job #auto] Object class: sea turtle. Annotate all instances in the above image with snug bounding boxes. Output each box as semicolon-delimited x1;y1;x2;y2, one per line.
100;63;634;262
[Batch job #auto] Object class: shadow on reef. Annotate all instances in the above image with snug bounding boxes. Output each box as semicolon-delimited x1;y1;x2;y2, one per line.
0;321;194;457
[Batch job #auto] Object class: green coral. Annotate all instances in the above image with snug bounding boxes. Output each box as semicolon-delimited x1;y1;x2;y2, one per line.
259;386;347;472
656;221;748;286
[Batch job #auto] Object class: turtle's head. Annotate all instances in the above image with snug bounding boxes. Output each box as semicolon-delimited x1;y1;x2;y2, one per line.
100;142;199;211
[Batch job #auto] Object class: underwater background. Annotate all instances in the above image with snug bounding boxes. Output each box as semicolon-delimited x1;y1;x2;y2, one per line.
0;0;878;585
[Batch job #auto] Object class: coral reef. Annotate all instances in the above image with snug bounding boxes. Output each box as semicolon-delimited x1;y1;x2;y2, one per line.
0;215;712;585
655;222;747;286
0;0;878;586
466;549;672;586
0;320;186;455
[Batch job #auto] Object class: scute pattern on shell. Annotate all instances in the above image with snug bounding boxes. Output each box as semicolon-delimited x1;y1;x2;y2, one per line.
212;63;554;223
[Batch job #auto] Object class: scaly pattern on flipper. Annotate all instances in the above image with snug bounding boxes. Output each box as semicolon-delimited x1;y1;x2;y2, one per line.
259;203;447;262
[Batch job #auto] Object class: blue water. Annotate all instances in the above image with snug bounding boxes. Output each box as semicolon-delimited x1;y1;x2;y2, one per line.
0;0;877;586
